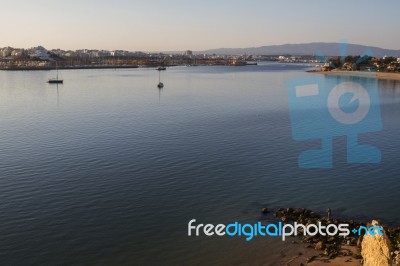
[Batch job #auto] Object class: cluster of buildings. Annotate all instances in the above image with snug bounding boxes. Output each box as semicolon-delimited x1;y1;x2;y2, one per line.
0;47;25;58
0;46;51;60
0;46;262;68
0;46;149;60
0;46;320;64
321;55;400;72
1;46;400;72
277;55;321;63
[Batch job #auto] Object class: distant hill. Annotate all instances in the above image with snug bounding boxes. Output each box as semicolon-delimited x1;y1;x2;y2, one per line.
197;42;400;57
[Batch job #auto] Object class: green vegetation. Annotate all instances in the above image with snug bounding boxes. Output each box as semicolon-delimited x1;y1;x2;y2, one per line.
329;55;400;72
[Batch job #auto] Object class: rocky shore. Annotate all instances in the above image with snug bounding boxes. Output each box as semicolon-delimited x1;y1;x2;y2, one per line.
260;207;400;265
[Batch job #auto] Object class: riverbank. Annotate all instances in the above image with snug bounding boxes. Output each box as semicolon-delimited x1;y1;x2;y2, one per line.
0;63;247;71
258;207;400;265
283;243;360;266
308;70;400;81
0;65;141;71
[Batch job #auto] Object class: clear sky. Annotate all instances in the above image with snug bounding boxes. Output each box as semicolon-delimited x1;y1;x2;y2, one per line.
0;0;398;51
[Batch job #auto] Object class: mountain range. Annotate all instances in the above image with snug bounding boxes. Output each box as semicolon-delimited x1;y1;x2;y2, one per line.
196;42;400;57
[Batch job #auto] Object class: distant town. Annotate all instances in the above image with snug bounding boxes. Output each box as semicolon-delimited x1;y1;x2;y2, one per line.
1;46;400;72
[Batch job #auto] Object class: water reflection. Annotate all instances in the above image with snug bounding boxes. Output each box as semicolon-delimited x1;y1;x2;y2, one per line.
378;78;400;95
158;87;163;104
55;83;60;106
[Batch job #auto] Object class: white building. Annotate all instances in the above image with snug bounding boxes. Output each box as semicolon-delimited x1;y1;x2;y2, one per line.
0;47;13;58
11;49;24;57
29;46;50;60
64;51;76;57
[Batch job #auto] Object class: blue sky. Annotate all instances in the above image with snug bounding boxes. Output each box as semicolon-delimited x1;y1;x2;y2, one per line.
0;0;398;51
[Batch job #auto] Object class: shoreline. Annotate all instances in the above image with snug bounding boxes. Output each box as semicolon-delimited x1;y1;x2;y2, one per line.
0;61;262;71
0;65;142;71
308;70;400;81
259;207;400;265
282;242;361;266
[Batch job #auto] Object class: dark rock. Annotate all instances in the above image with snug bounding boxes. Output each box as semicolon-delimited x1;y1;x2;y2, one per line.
303;236;314;243
265;206;400;262
357;236;363;247
341;250;352;256
352;253;362;259
306;256;317;263
327;236;336;243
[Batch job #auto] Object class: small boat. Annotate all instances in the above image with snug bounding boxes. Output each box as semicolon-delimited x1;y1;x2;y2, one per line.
48;79;63;84
48;62;63;84
157;68;164;88
156;66;166;71
245;62;258;65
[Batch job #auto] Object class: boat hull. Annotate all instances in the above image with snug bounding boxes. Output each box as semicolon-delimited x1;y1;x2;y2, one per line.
48;80;63;84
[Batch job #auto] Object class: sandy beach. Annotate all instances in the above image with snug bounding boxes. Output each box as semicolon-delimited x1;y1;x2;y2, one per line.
282;243;361;266
309;70;400;81
266;207;400;266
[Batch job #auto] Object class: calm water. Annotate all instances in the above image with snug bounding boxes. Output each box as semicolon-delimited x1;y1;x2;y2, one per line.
0;63;399;265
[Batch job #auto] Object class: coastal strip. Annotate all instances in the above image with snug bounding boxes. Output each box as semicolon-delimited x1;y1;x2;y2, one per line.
258;207;400;265
0;65;141;71
308;70;400;81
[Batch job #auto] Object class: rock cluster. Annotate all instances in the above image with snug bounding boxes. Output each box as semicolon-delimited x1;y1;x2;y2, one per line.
262;207;400;264
272;207;363;259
